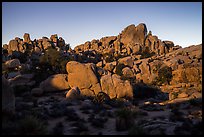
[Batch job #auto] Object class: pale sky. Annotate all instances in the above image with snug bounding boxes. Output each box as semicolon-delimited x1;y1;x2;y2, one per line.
2;2;202;48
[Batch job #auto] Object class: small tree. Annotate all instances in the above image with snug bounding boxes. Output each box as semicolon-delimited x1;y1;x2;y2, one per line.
157;66;173;85
39;47;69;73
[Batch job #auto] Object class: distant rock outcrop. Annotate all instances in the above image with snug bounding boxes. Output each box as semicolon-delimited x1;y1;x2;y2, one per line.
2;23;201;101
120;23;147;47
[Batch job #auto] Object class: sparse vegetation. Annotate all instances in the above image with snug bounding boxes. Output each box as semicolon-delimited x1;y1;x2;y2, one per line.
128;124;146;135
133;82;161;99
102;52;115;63
93;91;110;104
140;47;156;59
39;47;70;73
115;63;126;76
17;115;48;135
153;66;173;85
115;107;135;131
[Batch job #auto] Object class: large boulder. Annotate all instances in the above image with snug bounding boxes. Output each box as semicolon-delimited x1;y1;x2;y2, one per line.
58;37;65;47
118;56;134;68
23;33;31;43
40;74;70;92
8;74;35;87
3;44;8;50
100;36;117;48
144;34;159;53
66;61;102;96
100;74;116;99
135;59;152;83
2;76;15;114
103;62;116;72
100;74;133;99
5;59;21;69
42;37;52;50
120;23;147;46
50;34;58;43
112;74;133;98
163;40;174;49
8;39;19;54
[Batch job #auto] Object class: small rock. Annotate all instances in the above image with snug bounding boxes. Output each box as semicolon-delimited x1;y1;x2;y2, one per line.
178;92;189;98
31;88;43;96
66;87;80;99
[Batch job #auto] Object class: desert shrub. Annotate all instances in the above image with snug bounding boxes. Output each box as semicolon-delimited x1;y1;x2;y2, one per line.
114;53;129;60
93;91;110;104
121;75;136;84
153;66;173;85
17;115;48;135
128;125;146;135
140;47;156;59
39;47;70;73
10;51;28;63
115;63;126;76
115;107;135;131
115;107;133;119
133;82;160;99
189;98;202;106
171;92;179;100
102;52;114;63
152;62;163;73
108;98;126;108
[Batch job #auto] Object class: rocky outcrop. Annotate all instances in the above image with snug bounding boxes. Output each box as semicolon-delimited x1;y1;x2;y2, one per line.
120;23;147;47
118;56;134;68
23;33;31;43
50;34;58;43
8;39;19;54
73;23;178;61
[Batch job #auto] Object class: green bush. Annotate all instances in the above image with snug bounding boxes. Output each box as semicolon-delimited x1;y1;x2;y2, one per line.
133;82;160;99
115;107;133;119
115;63;126;76
93;91;110;104
140;47;156;59
115;107;135;131
102;52;114;63
39;47;70;73
153;66;173;85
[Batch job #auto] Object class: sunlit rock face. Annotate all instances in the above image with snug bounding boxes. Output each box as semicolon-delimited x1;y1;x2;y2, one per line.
66;61;101;96
40;74;70;92
120;23;147;47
